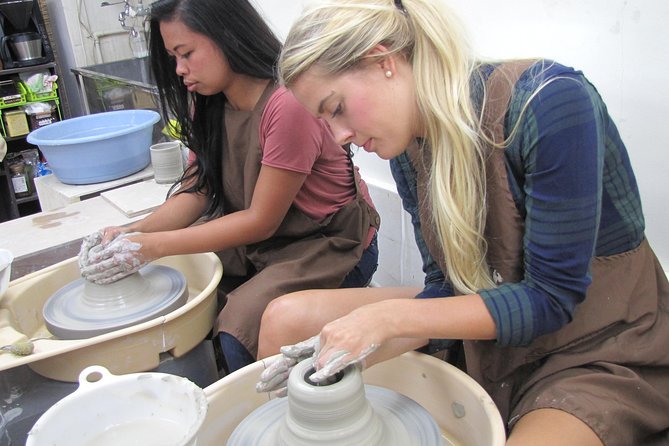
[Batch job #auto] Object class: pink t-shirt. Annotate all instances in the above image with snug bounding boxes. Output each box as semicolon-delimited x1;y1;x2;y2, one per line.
259;87;375;228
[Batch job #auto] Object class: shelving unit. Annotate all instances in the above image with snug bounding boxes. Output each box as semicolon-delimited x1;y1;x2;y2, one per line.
0;61;61;222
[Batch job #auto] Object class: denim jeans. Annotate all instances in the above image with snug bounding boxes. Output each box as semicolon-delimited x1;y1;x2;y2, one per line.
218;332;255;374
219;234;380;374
340;233;379;288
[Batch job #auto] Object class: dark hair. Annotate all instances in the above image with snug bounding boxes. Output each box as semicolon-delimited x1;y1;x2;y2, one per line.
149;0;281;216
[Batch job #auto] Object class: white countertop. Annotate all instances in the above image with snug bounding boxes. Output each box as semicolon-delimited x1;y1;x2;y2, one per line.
0;196;144;259
34;166;155;212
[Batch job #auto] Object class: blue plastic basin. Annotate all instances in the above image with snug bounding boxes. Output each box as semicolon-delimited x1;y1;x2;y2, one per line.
27;110;161;185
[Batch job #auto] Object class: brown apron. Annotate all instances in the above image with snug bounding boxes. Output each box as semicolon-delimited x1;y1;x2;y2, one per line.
410;62;669;444
214;82;380;358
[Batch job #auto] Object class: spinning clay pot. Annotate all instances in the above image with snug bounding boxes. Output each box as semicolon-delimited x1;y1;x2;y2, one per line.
228;358;443;445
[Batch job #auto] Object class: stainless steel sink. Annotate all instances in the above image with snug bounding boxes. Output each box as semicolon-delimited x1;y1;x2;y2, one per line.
71;56;156;91
70;57;164;141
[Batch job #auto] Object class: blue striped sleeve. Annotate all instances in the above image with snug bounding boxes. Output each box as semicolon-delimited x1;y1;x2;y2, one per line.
481;66;603;346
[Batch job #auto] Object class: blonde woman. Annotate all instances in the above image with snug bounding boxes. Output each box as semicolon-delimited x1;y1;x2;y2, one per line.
256;0;669;444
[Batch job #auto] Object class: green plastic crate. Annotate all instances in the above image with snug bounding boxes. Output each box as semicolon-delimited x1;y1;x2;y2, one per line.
22;81;58;102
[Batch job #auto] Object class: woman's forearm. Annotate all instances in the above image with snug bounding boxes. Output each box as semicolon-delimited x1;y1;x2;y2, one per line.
381;294;497;342
144;205;282;258
132;190;208;233
364;337;428;370
128;165;306;260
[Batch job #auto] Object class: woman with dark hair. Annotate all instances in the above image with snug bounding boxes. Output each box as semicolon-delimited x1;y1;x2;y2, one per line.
78;0;380;374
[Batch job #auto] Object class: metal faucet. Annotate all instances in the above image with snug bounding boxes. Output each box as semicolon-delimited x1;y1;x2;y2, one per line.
101;0;151;35
120;0;150;34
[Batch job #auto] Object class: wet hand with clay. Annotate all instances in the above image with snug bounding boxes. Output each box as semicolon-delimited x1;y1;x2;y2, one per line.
100;225;131;245
78;227;130;270
78;231;103;272
256;333;379;396
312;304;386;382
310;342;378;383
256;335;319;396
79;232;150;284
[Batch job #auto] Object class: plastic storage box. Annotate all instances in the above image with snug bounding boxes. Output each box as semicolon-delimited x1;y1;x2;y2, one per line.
2;109;29;137
25;102;59;131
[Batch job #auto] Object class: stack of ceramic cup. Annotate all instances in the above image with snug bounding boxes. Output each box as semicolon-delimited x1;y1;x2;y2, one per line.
150;141;185;184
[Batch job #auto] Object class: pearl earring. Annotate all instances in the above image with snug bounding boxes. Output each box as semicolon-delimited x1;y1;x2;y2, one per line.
385;70;393;78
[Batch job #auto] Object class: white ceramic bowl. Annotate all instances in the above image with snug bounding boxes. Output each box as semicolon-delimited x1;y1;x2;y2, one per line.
0;249;13;301
26;365;208;446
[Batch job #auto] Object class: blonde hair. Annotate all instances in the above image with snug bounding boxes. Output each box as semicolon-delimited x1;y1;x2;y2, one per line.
280;0;495;294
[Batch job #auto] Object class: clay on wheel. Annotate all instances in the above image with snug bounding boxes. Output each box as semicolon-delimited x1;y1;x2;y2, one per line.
228;358;443;445
43;264;188;340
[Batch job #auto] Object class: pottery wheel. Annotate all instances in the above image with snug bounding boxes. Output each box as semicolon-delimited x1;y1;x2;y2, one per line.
43;265;188;340
228;385;443;445
228;359;443;445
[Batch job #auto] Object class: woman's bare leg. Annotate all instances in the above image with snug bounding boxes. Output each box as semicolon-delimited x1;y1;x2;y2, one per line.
257;286;420;359
507;408;603;446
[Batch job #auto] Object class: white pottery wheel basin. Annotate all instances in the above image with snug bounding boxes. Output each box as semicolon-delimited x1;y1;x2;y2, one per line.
199;351;506;446
0;253;222;382
43;264;188;339
26;365;208;446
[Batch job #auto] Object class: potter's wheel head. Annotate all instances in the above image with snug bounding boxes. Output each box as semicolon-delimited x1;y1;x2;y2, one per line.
43;264;188;340
229;359;443;445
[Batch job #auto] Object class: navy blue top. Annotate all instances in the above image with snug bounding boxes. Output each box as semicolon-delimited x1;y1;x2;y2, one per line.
390;60;645;348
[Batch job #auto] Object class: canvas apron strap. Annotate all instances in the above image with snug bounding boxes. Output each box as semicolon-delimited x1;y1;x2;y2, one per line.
214;82;277;277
